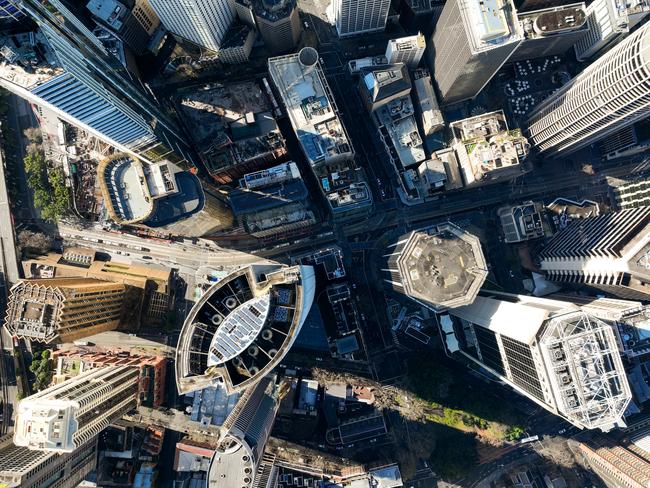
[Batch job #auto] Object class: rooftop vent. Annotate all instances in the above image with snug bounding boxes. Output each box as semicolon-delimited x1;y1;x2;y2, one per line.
299;47;318;67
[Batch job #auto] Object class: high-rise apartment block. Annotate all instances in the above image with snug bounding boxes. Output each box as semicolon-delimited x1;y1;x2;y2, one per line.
53;349;167;408
527;22;650;157
207;376;281;488
331;0;391;37
429;0;523;105
382;223;488;311
235;0;302;53
148;0;234;52
385;33;426;68
5;278;126;344
0;435;97;488
86;0;160;54
574;0;650;61
0;0;198;170
511;3;589;62
446;292;631;430
14;366;139;453
538;208;650;301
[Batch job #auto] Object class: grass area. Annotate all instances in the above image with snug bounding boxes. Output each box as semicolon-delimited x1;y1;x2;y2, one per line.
400;352;526;478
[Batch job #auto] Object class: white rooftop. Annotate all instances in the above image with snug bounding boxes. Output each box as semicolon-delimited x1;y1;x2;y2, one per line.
207;294;271;366
268;51;352;165
463;0;522;52
14;399;78;453
376;97;426;167
451;295;557;344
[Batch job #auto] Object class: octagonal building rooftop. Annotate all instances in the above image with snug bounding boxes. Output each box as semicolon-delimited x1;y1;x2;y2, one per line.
382;223;488;311
175;264;315;395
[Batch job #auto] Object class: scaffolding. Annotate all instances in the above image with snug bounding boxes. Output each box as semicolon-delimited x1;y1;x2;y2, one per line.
540;311;631;430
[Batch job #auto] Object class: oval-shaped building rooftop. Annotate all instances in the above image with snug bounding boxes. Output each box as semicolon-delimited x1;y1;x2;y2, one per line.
175;264;315;394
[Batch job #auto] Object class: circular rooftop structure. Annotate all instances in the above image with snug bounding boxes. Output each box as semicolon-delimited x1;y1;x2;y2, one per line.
384;223;488;311
175;264;315;395
207;435;256;488
298;47;318;67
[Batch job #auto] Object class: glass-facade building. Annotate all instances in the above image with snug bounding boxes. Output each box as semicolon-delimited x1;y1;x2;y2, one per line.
1;0;198;169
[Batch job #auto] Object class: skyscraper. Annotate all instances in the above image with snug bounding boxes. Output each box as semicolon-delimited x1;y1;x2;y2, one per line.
0;0;23;20
148;0;235;52
0;0;198;170
385;33;426;68
0;435;97;488
382;223;488;311
5;278;126;344
175;264;315;394
235;0;302;53
331;0;391;37
447;292;631;430
207;376;281;488
86;0;161;55
429;0;523;105
538;207;650;301
574;0;650;61
14;366;140;453
526;22;650;157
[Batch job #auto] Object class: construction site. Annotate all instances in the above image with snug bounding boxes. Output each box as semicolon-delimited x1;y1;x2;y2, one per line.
174;80;288;185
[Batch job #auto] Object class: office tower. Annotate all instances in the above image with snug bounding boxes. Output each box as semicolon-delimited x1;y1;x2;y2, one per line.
268;49;373;222
96;153;234;237
207;376;280;488
0;435;97;488
538;207;650;300
176;264;315;394
235;0;301;53
574;0;650;61
22;248;170;324
447;293;631;430
86;0;160;54
331;0;391;37
4;278;126;344
269;48;353;166
527;22;650;156
511;3;589;62
385;33;426;68
0;0;198;170
14;366;139;453
148;0;235;52
608;173;650;210
382;223;488;311
429;0;523;105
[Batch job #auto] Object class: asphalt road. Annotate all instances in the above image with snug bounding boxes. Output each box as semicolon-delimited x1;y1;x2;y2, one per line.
0;143;20;285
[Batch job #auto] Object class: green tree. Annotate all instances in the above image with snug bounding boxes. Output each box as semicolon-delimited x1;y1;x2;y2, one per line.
23;150;70;222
